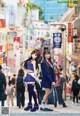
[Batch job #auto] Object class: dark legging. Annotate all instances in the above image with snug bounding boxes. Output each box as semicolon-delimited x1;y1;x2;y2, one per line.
73;90;79;103
17;88;25;107
28;84;37;104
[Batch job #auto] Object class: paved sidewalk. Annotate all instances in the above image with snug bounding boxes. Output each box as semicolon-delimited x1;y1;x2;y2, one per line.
0;100;80;116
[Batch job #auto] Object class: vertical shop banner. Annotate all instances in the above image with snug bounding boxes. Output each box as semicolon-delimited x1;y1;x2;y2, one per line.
0;45;3;52
14;37;20;52
68;23;73;43
78;29;80;39
7;32;17;51
73;28;77;39
53;33;62;48
9;5;15;30
0;19;6;28
0;56;3;65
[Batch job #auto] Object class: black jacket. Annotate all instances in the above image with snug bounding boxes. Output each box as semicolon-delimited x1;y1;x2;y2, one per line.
0;71;6;90
72;78;80;91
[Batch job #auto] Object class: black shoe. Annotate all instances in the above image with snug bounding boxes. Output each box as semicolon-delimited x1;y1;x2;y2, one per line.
19;105;21;108
45;108;53;111
40;107;44;111
40;107;53;111
30;104;39;112
54;103;57;107
22;105;24;108
24;103;32;111
63;103;67;107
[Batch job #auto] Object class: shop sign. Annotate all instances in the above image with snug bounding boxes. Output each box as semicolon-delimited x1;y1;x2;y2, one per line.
68;23;73;43
53;33;62;48
0;19;6;28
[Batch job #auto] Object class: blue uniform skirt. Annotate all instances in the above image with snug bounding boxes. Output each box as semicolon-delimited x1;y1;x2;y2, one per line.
25;73;36;82
41;80;51;89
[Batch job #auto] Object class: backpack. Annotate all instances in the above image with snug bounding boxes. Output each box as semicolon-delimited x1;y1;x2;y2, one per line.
48;88;57;106
7;85;13;95
17;76;24;90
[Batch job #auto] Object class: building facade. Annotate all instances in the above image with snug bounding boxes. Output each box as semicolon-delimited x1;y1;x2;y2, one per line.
31;0;68;22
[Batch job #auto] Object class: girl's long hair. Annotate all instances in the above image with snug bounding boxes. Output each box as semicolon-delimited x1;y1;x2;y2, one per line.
23;49;41;69
54;67;60;79
18;69;24;77
43;49;53;65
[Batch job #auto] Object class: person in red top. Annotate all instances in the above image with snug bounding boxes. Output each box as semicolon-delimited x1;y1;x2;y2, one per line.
54;67;67;107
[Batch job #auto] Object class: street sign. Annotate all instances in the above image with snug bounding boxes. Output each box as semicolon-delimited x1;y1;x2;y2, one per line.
53;33;62;48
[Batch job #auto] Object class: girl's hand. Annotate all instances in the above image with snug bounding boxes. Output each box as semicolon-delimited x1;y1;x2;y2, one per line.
52;82;56;86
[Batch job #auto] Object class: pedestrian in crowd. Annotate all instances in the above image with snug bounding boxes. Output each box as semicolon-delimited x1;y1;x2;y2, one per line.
16;69;25;108
66;80;72;98
11;74;16;97
24;49;41;112
0;65;6;106
59;67;66;95
35;81;45;105
40;50;56;111
54;67;67;107
12;74;16;86
71;73;80;105
6;80;14;106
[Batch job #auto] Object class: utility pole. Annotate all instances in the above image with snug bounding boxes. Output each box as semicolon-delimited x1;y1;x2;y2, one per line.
49;22;67;100
61;27;66;100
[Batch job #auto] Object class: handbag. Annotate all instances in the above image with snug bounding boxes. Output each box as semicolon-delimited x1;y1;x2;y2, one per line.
48;87;57;106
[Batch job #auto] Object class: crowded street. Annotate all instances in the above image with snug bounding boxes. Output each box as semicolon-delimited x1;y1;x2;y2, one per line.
0;0;80;116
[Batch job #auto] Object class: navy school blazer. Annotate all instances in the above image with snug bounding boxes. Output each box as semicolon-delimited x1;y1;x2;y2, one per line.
41;60;56;83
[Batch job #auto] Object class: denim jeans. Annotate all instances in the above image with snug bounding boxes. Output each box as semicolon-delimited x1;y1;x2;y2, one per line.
55;86;64;105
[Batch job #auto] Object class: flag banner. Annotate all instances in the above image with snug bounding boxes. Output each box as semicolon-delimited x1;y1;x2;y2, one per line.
68;23;73;43
53;33;62;48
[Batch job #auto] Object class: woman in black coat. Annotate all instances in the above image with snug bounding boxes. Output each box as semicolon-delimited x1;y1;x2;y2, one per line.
71;73;80;104
0;65;6;106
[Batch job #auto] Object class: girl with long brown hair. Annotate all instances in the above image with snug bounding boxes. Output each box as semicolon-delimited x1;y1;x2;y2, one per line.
54;67;67;107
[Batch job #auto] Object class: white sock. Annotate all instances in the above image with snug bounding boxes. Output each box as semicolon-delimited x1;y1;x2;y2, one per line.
41;103;45;109
45;103;49;109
